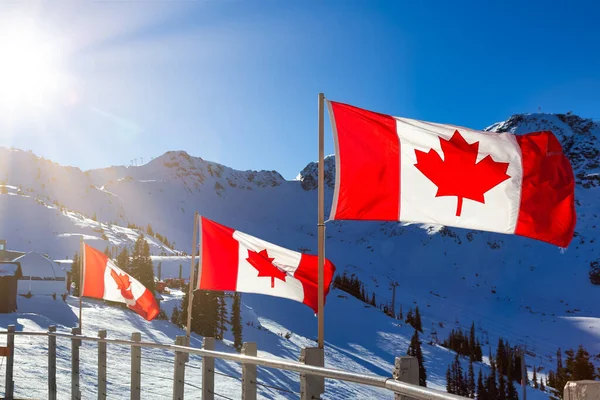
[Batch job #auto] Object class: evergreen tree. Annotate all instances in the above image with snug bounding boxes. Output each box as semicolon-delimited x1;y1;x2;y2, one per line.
414;306;423;332
217;292;228;340
180;288;219;337
477;369;486;400
497;371;506;400
446;365;453;394
71;252;81;296
398;304;403;320
171;304;181;326
532;367;538;388
130;235;155;294
407;330;427;387
103;245;111;256
506;356;518;400
116;248;130;272
574;345;595;380
496;338;507;376
487;360;498;400
370;292;376;307
469;322;476;360
467;359;475;398
539;377;545;392
231;293;243;351
406;308;414;326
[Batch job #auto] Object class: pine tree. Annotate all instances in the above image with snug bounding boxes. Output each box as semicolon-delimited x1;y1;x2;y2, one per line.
487;360;498;400
171;304;181;326
572;345;595;380
532;367;538;388
231;293;243;351
506;355;518;400
130;235;155;294
217;292;228;340
414;306;423;332
406;308;414;326
446;365;453;394
370;292;376;307
467;359;475;398
469;322;476;360
407;330;427;387
477;369;486;400
116;248;130;272
446;354;468;396
539;377;545;392
497;371;506;400
398;304;403;320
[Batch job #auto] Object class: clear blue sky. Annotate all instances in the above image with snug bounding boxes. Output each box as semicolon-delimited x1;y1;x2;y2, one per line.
1;0;599;179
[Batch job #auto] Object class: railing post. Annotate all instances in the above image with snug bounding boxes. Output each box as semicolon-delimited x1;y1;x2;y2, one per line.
392;356;419;400
202;337;215;400
98;330;107;400
71;327;81;400
300;347;325;400
241;342;257;400
131;332;142;400
48;325;57;400
172;335;187;400
4;325;15;400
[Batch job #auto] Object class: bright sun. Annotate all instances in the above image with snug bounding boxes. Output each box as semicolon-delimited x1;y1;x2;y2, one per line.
0;23;62;111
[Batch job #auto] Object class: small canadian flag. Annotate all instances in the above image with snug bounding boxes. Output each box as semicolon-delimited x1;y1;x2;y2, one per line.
197;217;336;313
82;244;160;321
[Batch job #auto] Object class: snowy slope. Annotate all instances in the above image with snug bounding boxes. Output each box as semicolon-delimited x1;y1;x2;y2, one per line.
0;111;598;397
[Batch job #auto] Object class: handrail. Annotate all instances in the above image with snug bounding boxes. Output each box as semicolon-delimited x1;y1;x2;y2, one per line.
0;329;467;400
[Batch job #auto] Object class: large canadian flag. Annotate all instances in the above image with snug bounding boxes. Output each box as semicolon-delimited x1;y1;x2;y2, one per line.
82;244;160;321
328;101;576;247
198;217;336;313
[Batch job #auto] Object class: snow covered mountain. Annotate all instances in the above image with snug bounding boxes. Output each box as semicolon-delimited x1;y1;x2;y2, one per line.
0;111;598;398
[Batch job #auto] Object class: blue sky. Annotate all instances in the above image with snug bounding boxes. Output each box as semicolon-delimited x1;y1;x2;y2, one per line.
1;0;599;179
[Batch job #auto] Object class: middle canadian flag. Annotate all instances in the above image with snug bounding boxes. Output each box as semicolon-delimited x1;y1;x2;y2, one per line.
197;217;336;313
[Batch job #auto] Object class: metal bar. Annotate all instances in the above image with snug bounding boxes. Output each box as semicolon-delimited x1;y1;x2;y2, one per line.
186;212;199;339
71;327;81;400
241;342;257;400
0;330;467;400
317;91;325;349
131;332;141;400
5;325;14;400
48;325;57;400
202;337;215;400
98;330;107;400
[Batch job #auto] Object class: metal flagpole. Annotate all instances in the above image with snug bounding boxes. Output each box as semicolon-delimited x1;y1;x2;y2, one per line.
79;237;84;330
186;212;199;342
317;92;325;349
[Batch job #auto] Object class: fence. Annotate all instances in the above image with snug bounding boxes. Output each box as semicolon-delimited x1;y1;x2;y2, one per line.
0;325;468;400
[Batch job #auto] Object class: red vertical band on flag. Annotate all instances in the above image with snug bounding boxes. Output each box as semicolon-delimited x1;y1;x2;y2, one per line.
82;244;107;299
295;254;336;313
329;101;400;220
134;289;160;321
199;217;239;291
515;131;576;247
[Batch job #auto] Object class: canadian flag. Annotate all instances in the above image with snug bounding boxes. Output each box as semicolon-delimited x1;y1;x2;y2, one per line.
197;217;336;312
82;244;160;321
328;101;576;247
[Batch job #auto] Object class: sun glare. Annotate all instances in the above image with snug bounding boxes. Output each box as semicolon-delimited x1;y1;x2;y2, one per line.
0;23;63;112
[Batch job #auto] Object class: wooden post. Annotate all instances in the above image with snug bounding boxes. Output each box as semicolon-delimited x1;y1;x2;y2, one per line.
300;347;324;400
202;337;215;400
71;327;81;400
172;335;187;400
241;342;257;400
392;356;419;400
186;213;199;340
98;330;107;400
131;332;142;400
48;325;57;400
5;325;15;400
317;92;325;349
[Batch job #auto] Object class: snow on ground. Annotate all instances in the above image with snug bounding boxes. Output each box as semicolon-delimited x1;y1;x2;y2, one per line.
0;291;552;399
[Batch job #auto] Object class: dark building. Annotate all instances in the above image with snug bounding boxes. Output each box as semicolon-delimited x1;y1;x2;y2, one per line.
0;262;23;313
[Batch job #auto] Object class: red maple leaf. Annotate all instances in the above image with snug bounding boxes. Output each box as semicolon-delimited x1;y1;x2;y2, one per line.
414;130;511;216
246;249;287;288
110;269;135;301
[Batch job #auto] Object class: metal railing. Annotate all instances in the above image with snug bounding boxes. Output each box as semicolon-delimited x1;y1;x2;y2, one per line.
0;325;467;400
